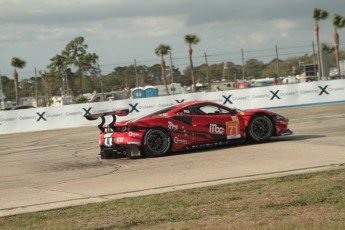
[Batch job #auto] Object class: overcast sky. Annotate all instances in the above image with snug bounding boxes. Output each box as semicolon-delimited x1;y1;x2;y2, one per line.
0;0;344;79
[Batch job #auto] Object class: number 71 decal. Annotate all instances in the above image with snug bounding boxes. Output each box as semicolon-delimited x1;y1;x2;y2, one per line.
226;119;241;139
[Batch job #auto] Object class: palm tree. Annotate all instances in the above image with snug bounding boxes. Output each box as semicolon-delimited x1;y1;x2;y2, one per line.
321;43;335;53
154;44;171;96
184;34;200;92
11;57;26;105
332;14;345;77
313;8;328;80
48;54;68;95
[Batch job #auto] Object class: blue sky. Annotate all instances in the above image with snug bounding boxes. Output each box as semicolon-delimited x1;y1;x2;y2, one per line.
0;0;344;79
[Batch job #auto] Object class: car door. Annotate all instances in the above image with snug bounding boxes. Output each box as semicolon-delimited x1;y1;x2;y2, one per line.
191;104;241;143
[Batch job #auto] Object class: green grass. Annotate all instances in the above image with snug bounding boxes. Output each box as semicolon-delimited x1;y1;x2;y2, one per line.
1;168;345;229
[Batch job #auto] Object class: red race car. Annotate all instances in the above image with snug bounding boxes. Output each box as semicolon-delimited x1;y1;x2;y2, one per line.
86;100;292;159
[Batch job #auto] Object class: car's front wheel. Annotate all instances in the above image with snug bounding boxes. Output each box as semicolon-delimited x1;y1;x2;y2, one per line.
141;128;171;157
246;114;273;142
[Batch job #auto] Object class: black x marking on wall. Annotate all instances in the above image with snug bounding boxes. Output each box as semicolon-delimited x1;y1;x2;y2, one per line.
36;112;46;122
222;95;233;105
318;85;329;95
270;90;281;100
129;103;139;113
82;107;92;117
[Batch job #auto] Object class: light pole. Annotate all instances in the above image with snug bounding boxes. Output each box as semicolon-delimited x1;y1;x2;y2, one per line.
97;63;104;100
0;72;5;110
169;52;174;94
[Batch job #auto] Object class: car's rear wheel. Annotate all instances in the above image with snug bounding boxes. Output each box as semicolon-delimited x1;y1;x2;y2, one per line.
246;114;273;142
141;128;171;157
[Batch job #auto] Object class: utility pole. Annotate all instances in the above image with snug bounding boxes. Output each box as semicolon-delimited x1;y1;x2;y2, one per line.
64;68;70;96
0;71;4;110
204;52;210;92
34;68;38;107
312;41;318;81
169;52;174;95
275;45;281;78
134;59;139;89
97;63;104;100
241;48;245;80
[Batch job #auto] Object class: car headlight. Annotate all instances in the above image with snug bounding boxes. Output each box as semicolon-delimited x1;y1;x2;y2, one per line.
272;114;288;121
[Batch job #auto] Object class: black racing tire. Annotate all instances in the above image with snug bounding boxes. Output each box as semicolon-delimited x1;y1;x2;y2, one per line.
246;114;273;143
141;128;171;157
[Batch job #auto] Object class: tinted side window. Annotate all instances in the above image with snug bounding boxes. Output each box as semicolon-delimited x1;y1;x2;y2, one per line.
197;104;234;115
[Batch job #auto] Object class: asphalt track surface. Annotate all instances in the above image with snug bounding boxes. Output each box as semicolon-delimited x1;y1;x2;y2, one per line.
0;103;345;217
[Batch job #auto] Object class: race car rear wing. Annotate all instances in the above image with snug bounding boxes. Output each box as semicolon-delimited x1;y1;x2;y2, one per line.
85;109;129;133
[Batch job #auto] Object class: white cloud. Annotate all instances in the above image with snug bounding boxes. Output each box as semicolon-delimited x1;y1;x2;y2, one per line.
271;19;298;30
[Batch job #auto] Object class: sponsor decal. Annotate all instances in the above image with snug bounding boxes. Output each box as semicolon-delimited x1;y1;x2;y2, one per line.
209;124;224;134
168;121;178;130
299;85;342;95
300;89;318;95
318;85;329;95
279;91;298;97
35;112;64;122
158;103;174;108
252;94;270;99
46;113;63;118
116;137;124;143
128;131;139;137
91;109;108;114
0;117;17;122
103;133;113;146
138;105;155;109
232;96;250;101
82;107;92;117
222;94;233;105
19;116;36;121
65;111;83;116
174;136;188;144
329;87;345;92
226;119;241;139
270;90;281;100
129;103;139;113
36;112;47;122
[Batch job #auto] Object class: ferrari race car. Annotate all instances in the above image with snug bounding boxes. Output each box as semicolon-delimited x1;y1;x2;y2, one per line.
86;100;292;159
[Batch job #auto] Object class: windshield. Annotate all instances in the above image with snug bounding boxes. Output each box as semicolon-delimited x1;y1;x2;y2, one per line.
130;105;176;122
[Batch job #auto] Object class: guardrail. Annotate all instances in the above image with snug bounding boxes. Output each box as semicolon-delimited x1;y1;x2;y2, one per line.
1;79;345;134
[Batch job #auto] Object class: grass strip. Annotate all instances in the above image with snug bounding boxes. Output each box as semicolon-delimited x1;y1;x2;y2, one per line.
1;168;345;229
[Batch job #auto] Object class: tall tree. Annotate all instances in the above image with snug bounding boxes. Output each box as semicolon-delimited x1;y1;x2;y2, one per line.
332;14;345;76
11;57;26;105
48;54;68;95
154;44;171;96
244;59;265;79
184;34;200;92
62;36;98;95
313;8;328;80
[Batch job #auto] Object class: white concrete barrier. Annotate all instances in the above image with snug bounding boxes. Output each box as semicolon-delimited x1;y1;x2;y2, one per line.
1;79;344;134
